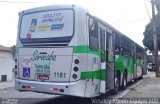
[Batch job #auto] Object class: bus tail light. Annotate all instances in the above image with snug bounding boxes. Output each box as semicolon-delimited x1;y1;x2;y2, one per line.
72;74;78;79
22;85;26;88
26;86;31;88
74;59;80;64
15;65;17;69
15;71;17;76
73;67;79;72
15;58;17;69
53;88;59;91
70;56;80;81
15;58;18;78
15;58;17;63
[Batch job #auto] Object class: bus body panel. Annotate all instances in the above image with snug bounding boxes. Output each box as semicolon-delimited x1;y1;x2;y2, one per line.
136;59;143;78
15;79;86;97
18;47;73;82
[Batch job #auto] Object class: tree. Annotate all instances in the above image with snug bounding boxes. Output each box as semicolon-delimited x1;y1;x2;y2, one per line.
155;0;160;11
11;45;16;58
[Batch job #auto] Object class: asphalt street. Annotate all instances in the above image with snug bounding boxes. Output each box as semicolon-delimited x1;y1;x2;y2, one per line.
0;73;151;104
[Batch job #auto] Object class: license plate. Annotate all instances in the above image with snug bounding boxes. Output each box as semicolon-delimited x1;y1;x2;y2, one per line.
37;74;49;80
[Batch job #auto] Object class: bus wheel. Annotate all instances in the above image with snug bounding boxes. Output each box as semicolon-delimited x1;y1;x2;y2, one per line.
112;72;120;94
140;69;143;79
121;71;127;90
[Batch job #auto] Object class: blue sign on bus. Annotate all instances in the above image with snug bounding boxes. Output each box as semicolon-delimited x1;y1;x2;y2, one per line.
23;67;30;78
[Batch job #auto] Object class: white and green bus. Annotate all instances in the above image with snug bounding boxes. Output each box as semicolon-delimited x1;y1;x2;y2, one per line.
15;5;146;97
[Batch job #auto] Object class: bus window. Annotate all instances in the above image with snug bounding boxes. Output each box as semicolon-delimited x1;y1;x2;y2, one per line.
136;47;142;59
100;29;105;62
107;33;114;62
106;32;109;62
115;33;121;55
89;17;98;50
20;9;74;44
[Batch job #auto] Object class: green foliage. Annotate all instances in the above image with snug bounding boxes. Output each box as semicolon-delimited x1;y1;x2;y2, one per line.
11;45;16;57
155;0;160;11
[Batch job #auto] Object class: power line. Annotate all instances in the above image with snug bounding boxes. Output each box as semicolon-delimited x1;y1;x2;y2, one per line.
144;0;152;21
0;0;38;3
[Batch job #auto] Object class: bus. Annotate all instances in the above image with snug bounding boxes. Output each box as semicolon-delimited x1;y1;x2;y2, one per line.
15;5;146;97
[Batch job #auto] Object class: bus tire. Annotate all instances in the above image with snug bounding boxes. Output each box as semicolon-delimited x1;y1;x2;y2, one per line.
18;90;24;92
140;68;143;79
121;71;127;90
112;72;120;94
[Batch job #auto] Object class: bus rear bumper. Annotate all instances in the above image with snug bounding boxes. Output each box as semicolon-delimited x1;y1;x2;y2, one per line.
15;79;85;97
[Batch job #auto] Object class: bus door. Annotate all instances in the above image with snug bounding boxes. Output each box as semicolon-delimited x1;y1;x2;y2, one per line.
133;44;137;79
106;31;115;91
99;29;106;93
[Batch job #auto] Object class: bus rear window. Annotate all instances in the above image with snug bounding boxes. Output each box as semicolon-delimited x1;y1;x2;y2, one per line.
19;9;74;40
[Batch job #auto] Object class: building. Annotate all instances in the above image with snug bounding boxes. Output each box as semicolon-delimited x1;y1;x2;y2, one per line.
0;45;14;81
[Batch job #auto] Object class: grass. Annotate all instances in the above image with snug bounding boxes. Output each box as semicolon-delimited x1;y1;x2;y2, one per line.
129;87;136;91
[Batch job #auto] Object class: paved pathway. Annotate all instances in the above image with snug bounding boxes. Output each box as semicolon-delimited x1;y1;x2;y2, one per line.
123;72;160;98
0;80;14;90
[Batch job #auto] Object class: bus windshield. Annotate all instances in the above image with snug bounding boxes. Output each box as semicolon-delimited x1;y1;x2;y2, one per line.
19;9;74;43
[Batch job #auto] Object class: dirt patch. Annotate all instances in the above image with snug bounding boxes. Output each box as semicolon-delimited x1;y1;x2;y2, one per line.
129;88;136;91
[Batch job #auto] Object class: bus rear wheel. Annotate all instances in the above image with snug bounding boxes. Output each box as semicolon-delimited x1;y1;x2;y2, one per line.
112;72;120;94
121;71;127;90
140;68;143;79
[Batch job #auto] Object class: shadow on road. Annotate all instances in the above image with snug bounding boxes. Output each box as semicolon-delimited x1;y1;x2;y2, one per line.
32;78;143;104
34;96;92;104
33;92;114;104
33;90;121;104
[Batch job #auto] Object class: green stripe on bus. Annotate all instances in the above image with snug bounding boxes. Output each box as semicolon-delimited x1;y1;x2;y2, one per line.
73;45;101;57
127;57;133;75
136;59;142;67
80;69;106;80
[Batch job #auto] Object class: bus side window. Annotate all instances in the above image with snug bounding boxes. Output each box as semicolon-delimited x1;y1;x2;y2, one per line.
107;33;114;63
136;47;142;59
120;36;124;55
106;32;109;62
89;17;99;50
100;29;105;62
115;33;121;55
128;42;132;56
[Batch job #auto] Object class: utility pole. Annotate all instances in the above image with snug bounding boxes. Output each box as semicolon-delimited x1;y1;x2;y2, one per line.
151;0;160;77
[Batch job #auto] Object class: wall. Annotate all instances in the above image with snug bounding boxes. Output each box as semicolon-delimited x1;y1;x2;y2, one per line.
0;51;14;81
0;51;12;57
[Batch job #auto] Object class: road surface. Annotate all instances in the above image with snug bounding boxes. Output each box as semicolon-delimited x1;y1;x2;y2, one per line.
0;76;146;104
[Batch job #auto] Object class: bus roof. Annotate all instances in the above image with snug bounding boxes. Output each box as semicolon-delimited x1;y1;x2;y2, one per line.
19;4;88;15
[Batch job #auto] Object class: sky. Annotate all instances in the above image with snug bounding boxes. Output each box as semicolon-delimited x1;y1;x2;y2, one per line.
0;0;151;47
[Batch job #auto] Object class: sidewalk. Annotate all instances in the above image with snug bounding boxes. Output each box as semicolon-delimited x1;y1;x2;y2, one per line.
0;80;14;90
123;72;160;98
